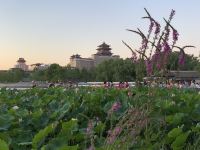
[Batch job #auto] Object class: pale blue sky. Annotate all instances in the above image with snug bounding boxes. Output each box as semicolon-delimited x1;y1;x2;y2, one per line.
0;0;199;69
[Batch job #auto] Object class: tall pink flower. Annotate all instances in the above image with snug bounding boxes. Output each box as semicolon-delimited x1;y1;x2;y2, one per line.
154;22;161;36
148;19;154;38
178;50;185;65
111;102;121;112
156;63;161;70
163;42;171;53
164;28;170;41
131;51;138;63
169;9;176;21
172;29;179;45
145;60;153;75
140;38;148;51
107;127;122;144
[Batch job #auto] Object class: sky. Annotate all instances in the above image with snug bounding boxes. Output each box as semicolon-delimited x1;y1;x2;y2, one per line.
0;0;200;69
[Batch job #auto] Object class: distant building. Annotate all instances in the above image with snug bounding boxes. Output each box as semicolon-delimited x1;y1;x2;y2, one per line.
167;71;200;81
14;58;29;71
30;63;49;71
69;42;120;70
70;54;94;70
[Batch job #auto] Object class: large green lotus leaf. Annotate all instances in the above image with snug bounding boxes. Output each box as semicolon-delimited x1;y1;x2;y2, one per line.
166;113;185;125
50;102;71;121
190;105;200;121
11;129;33;144
0;114;14;131
58;145;78;150
94;122;105;134
171;131;190;150
168;128;182;139
0;133;11;145
58;119;78;138
41;137;67;150
191;123;200;133
0;138;9;150
32;122;57;149
42;143;78;150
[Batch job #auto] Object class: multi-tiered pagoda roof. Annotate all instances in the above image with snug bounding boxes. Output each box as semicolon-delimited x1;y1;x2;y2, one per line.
17;58;26;63
95;42;112;56
70;54;82;59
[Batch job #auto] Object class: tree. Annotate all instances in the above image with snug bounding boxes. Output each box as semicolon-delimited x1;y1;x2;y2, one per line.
94;59;136;81
45;64;64;82
167;52;200;71
0;68;25;82
31;69;47;81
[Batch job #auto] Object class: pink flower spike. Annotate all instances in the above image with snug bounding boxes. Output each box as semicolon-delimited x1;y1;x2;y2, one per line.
111;102;122;112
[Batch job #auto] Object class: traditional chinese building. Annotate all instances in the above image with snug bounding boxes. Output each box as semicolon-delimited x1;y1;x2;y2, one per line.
14;58;29;71
69;42;120;70
30;63;49;71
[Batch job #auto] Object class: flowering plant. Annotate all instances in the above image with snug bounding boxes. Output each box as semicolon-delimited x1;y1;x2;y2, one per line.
123;8;195;80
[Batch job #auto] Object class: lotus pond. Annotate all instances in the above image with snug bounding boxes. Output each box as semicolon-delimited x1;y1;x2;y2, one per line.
0;87;200;150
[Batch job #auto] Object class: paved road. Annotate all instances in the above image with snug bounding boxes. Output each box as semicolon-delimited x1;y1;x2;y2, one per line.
0;82;48;89
0;82;136;89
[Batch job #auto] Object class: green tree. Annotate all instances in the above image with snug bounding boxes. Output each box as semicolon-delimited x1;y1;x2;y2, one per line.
95;59;136;81
167;52;200;71
31;69;47;81
45;64;64;82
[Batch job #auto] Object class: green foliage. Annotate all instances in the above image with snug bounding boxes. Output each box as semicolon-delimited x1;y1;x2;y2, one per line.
0;138;9;150
0;68;27;83
32;123;57;149
168;52;200;71
168;127;182;139
95;58;136;81
0;87;200;149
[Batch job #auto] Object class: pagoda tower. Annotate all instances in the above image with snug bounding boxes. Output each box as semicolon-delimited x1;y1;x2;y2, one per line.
70;54;82;59
96;42;112;56
14;58;29;71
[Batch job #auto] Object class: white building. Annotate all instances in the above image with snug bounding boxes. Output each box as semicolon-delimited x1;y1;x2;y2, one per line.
30;63;50;71
14;58;29;71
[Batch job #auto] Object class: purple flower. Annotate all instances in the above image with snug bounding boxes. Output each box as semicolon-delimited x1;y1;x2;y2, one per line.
164;28;170;41
169;9;176;21
154;22;160;35
148;20;154;35
172;29;179;44
145;60;153;75
152;50;160;63
111;102;121;112
140;38;148;51
163;42;171;53
157;43;162;50
156;63;161;70
131;51;137;63
107;127;122;144
178;51;185;65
